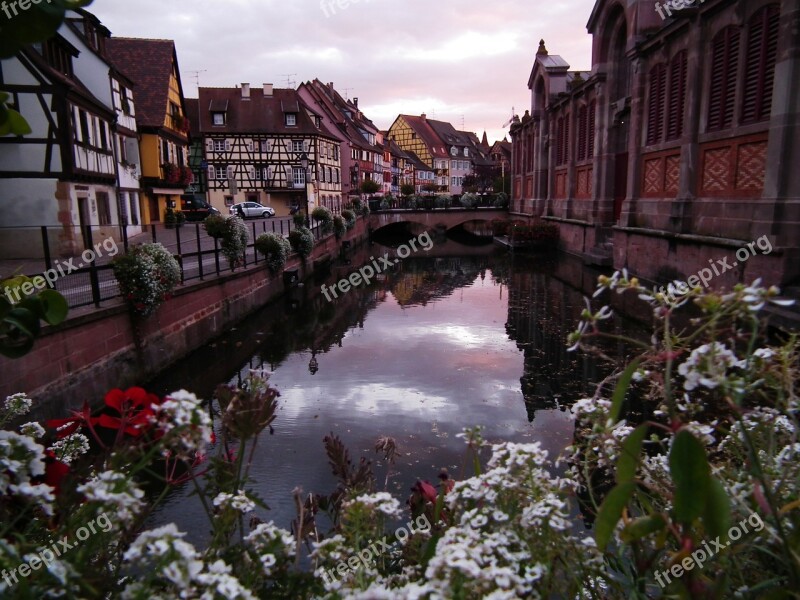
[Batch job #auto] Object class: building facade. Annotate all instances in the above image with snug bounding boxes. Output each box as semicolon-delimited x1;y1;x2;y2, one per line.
510;0;800;287
106;37;191;224
196;84;342;216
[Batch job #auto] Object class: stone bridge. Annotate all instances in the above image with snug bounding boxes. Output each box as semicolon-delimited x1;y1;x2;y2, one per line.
369;208;509;232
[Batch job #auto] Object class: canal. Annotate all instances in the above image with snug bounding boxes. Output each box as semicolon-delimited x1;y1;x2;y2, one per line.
144;236;629;542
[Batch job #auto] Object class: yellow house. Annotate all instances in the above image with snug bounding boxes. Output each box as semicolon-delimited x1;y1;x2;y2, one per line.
107;38;191;223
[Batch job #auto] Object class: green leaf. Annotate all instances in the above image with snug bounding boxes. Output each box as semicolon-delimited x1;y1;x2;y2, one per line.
670;430;711;525
6;109;32;136
4;308;40;339
620;514;667;543
595;481;636;550
609;359;641;424
38;289;68;325
702;476;731;541
616;424;649;484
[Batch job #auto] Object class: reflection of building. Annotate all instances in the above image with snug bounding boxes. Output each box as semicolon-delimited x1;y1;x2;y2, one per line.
504;256;611;422
510;0;799;288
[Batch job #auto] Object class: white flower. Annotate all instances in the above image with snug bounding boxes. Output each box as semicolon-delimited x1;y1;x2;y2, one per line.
19;421;45;439
153;390;213;458
678;342;745;391
345;491;403;518
4;392;32;417
213;490;256;514
77;470;144;525
48;432;90;464
0;430;54;514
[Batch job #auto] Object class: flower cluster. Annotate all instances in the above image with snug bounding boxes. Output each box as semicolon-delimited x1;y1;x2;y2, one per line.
113;243;181;317
254;232;291;273
288;226;315;259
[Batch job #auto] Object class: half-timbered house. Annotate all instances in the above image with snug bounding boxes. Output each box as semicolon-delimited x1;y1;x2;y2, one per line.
196;84;342;216
106;37;191;224
0;12;120;258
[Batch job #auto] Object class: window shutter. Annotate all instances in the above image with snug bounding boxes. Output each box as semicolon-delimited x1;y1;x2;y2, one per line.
647;63;667;145
206;139;213;153
708;26;740;131
556;117;564;165
246;140;254;152
577;106;587;161
742;5;780;123
227;165;235;179
208;166;215;180
667;51;688;141
284;165;292;186
304;140;310;153
249;166;256;179
587;100;596;159
224;139;231;152
564;113;570;164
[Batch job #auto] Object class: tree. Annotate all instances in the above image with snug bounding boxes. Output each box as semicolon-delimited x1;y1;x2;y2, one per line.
422;182;438;196
359;179;381;196
400;183;415;198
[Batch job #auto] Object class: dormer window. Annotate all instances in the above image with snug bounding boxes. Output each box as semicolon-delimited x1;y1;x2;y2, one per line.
212;112;226;126
285;113;297;127
450;147;457;156
464;148;469;157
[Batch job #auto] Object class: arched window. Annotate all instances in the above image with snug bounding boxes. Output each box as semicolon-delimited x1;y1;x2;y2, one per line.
741;4;780;124
708;26;741;131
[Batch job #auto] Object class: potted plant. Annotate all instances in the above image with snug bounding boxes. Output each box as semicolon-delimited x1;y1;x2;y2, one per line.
175;211;186;228
164;208;177;229
254;232;291;274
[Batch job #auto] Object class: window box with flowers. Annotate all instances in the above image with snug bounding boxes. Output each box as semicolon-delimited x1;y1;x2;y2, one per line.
162;163;181;185
179;166;194;187
112;243;181;317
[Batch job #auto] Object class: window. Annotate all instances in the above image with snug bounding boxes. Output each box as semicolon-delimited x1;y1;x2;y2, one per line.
224;195;234;206
451;160;457;170
292;140;304;153
208;166;216;180
647;63;667;145
708;26;740;131
98;121;108;150
285;113;297;126
162;139;170;163
78;110;90;144
450;147;457;156
577;105;588;161
587;100;596;159
741;4;780;124
292;167;306;187
212;112;225;126
451;177;457;186
556;114;570;166
666;51;688;141
464;148;469;157
333;146;339;160
214;139;226;153
96;192;111;226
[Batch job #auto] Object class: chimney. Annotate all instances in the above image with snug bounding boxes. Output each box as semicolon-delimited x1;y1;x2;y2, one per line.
241;83;250;99
421;113;427;120
353;97;358;108
263;83;273;97
328;82;334;92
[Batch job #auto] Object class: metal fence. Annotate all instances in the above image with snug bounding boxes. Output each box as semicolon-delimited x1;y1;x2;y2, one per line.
0;218;324;310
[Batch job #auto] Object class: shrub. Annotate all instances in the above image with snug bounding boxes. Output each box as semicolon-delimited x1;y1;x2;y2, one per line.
254;233;291;273
288;226;314;259
434;195;452;209
113;243;180;316
311;206;333;234
494;192;509;208
333;215;346;239
292;210;306;229
460;192;479;209
360;203;370;217
400;183;415;198
203;214;227;238
341;209;357;230
220;216;249;270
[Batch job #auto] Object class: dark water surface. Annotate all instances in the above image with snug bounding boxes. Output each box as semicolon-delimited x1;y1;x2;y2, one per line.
145;240;622;542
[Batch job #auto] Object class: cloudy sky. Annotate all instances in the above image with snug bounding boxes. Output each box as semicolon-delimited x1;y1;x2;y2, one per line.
91;0;593;143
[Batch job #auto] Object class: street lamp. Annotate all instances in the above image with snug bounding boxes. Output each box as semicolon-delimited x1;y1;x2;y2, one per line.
299;152;312;227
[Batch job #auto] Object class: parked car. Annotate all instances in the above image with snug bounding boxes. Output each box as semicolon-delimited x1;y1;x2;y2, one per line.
180;194;220;222
230;202;275;219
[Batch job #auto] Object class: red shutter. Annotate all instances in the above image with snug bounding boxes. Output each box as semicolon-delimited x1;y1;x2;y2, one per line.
742;4;780;124
577;106;587;161
564;113;570;164
587;100;596;159
647;64;667;145
667;51;688;141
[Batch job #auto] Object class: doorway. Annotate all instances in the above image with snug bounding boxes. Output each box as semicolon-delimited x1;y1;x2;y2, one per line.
149;195;160;222
78;196;90;249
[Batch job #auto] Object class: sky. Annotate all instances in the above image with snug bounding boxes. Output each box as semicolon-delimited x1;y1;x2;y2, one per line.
90;0;594;144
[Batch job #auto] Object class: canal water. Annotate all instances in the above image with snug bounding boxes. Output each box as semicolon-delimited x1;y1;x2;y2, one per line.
144;237;623;543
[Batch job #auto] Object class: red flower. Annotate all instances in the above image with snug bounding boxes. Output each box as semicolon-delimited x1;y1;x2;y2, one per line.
46;401;98;438
97;387;160;437
43;450;70;496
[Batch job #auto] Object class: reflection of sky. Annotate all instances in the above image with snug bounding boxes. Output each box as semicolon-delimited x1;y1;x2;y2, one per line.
149;265;577;544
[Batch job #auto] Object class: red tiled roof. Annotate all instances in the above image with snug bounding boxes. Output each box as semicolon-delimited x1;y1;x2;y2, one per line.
105;38;180;128
398;115;449;158
196;86;338;138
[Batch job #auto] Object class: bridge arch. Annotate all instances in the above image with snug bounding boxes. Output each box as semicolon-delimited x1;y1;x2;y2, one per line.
369;209;508;233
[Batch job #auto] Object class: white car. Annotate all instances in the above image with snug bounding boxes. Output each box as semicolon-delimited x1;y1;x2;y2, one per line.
230;202;275;219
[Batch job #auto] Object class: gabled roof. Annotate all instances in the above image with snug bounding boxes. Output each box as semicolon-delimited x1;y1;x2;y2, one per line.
106;37;183;128
427;119;468;148
196;86;338;138
396;114;449;158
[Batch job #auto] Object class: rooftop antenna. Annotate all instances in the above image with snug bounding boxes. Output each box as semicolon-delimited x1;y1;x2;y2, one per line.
188;69;207;93
460;114;465;130
342;87;354;100
280;73;297;88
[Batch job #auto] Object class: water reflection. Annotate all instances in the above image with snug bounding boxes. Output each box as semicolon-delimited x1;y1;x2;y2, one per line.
144;244;628;542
